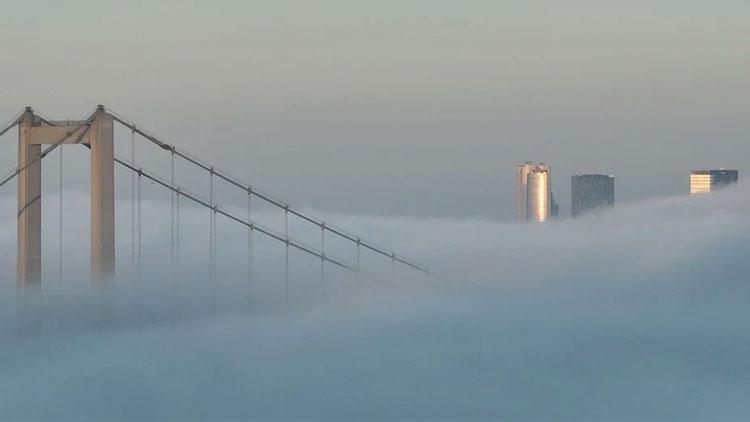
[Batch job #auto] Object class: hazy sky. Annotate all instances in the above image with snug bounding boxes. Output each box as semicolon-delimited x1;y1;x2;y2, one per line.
1;0;749;220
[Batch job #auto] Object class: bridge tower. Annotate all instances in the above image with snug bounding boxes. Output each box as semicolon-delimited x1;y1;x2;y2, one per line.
17;106;115;289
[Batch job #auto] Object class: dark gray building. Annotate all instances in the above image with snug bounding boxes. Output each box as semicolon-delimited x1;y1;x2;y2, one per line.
690;169;738;194
571;174;615;217
712;169;739;187
551;192;559;219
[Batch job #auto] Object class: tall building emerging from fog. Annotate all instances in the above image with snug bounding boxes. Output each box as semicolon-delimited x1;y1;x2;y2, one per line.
690;169;738;194
571;174;615;217
515;162;533;222
550;192;560;219
515;162;551;223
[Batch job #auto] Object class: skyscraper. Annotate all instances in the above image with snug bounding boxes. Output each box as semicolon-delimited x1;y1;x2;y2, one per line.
515;162;551;223
690;169;738;194
571;174;615;217
514;162;533;222
550;192;559;219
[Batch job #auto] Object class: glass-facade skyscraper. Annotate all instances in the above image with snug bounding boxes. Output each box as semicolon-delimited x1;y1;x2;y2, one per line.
515;162;533;222
690;169;738;194
515;162;551;223
550;192;559;219
571;174;615;217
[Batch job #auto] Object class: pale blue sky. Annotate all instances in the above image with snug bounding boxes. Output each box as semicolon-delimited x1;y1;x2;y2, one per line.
1;0;748;219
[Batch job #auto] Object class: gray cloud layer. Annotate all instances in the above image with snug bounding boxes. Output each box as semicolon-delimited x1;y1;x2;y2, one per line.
1;185;749;419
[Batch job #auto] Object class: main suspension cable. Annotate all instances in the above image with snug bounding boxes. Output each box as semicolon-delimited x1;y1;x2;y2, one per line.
0;109;25;139
111;155;355;271
107;111;427;274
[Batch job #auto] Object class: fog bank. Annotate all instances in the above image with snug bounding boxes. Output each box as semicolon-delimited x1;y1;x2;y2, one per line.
1;186;749;419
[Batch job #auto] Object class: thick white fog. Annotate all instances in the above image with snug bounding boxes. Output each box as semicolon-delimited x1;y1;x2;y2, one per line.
1;185;750;419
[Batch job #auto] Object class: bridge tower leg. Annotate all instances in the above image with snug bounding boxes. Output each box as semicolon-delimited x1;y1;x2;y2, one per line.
16;106;115;289
90;110;115;282
17;109;42;291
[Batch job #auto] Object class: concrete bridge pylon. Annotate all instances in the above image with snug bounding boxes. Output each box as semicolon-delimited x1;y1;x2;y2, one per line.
17;106;114;289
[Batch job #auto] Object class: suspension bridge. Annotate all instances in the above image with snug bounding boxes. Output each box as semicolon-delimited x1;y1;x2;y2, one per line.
0;105;428;307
